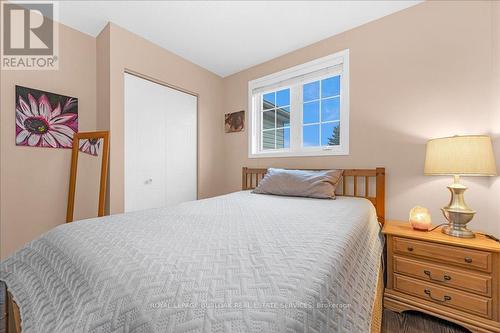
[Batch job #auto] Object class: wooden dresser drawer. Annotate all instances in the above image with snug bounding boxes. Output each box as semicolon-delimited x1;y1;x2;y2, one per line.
393;237;492;272
393;255;492;296
393;273;492;319
383;221;500;333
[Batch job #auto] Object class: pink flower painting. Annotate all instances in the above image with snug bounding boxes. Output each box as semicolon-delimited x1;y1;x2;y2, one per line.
15;86;78;148
79;138;101;156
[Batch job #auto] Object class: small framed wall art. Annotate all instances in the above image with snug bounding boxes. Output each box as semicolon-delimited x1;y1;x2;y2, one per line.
225;110;244;133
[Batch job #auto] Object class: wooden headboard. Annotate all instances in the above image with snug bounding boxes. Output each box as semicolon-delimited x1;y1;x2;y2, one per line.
242;167;386;224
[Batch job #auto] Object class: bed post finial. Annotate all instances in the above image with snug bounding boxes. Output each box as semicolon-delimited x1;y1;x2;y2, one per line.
242;167;248;190
376;167;386;224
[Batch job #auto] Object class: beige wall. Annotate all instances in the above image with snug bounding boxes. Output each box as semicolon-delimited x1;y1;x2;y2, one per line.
96;25;111;213
2;1;499;259
1;21;225;258
492;1;500;237
98;23;225;214
0;24;97;258
96;25;110;132
220;1;500;236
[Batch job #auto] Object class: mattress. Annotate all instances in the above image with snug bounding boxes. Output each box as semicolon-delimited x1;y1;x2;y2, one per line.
0;191;384;333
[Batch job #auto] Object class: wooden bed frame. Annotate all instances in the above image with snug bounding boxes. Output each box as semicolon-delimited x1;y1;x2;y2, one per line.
5;167;386;333
242;167;386;223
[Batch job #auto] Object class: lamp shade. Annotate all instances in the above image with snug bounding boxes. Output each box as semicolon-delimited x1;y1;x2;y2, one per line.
424;135;497;176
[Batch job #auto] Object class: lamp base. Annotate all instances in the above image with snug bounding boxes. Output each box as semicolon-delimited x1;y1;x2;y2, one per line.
440;175;476;239
442;224;475;238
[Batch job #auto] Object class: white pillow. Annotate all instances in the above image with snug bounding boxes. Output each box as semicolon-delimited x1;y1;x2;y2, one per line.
253;168;343;199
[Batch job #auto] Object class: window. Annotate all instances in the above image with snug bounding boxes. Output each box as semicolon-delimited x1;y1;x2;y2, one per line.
248;49;349;158
262;89;290;150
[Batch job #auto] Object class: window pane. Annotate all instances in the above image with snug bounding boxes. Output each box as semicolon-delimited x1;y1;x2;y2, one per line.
321;76;340;97
276;127;290;149
263;92;275;109
321;97;340;122
262;130;275;150
303;124;320;147
263;110;275;130
303;81;319;102
321;122;340;146
303;101;319;124
276;107;290;127
276;89;290;107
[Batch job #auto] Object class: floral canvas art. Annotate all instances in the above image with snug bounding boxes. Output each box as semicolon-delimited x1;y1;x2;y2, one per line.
79;138;101;156
15;86;78;148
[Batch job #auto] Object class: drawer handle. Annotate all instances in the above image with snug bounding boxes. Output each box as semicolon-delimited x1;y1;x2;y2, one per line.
407;246;414;252
464;257;473;264
424;270;451;282
424;289;452;302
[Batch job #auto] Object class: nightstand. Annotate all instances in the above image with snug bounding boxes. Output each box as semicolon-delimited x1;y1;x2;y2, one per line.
383;220;500;333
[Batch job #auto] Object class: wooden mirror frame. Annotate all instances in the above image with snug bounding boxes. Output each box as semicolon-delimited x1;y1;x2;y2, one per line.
66;131;110;223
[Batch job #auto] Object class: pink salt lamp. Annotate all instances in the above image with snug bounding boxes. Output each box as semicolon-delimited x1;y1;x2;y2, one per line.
409;206;432;231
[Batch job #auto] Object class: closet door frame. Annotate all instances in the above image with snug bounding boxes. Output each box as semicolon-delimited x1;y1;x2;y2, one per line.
124;69;199;202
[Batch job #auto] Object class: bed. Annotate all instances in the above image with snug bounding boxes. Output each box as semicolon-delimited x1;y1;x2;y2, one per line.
2;167;386;333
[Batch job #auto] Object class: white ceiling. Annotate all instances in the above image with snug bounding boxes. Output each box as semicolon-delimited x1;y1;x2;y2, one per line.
56;1;421;77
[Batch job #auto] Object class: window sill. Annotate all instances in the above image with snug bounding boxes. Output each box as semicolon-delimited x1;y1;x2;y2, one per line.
248;147;349;159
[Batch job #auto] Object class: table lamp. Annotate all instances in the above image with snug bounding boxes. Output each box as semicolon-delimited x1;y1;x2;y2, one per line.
424;135;497;238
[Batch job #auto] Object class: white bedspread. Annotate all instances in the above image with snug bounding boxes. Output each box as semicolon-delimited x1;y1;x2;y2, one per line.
1;191;383;333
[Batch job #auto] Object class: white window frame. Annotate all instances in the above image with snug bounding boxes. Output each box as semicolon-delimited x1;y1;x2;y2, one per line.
248;49;349;158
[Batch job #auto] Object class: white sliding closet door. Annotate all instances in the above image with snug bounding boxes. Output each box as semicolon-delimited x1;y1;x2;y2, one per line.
124;73;197;212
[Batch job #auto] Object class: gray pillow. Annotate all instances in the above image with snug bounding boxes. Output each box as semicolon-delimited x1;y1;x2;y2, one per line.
253;168;343;199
